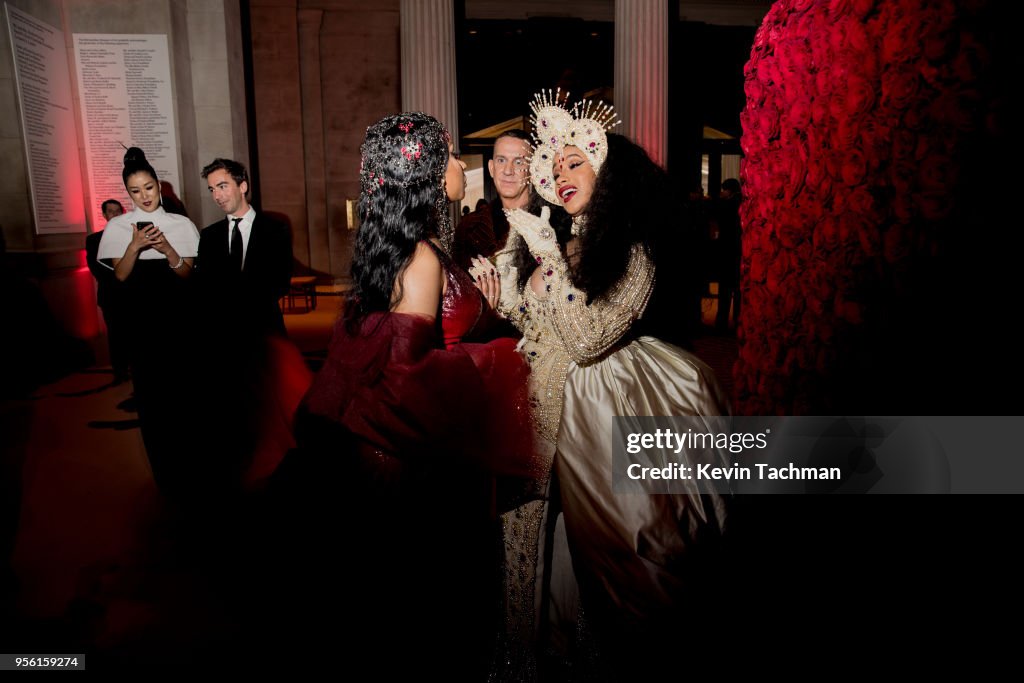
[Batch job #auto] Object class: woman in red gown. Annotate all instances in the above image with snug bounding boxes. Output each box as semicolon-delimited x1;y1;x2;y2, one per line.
270;112;533;676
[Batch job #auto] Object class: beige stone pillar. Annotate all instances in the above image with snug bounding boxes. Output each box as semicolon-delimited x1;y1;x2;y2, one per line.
400;0;460;222
184;0;252;230
399;0;458;140
614;0;669;168
297;8;326;272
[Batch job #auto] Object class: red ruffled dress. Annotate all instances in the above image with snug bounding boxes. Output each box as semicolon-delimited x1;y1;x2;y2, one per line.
275;241;532;675
299;240;533;484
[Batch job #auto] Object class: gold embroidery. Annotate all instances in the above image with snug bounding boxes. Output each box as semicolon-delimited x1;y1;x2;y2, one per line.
547;243;654;366
492;498;547;682
505;243;654;448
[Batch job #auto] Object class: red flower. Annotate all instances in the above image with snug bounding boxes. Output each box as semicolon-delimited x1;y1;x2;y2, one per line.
748;250;768;284
783;151;807;200
813;217;840;251
882;68;922;112
890;192;915;223
845;75;877;119
921;3;958;61
882;14;918;63
851;0;875;18
828;0;853;15
842;186;875;216
788;96;812;131
782;290;804;321
840;149;869;186
745;77;766;106
833;120;859;148
810;98;831;127
859;120;892;160
775;215;805;250
760;106;781;141
805;155;827;192
804;265;830;315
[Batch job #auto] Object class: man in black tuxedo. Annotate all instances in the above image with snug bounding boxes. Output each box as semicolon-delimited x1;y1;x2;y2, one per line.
198;158;292;336
195;158;293;494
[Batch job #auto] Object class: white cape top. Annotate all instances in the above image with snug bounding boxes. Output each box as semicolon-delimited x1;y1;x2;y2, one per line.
96;206;199;268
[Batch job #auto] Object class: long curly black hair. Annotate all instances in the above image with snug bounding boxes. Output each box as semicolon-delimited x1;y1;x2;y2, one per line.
347;112;452;329
513;133;699;346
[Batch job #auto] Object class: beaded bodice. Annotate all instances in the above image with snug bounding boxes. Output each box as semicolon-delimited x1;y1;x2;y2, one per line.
516;279;574;446
504;243;655;445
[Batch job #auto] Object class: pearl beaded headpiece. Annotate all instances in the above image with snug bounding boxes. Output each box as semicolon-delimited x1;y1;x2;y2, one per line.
528;88;620;205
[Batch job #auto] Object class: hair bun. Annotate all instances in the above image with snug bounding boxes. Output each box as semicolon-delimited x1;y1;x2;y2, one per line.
123;146;147;164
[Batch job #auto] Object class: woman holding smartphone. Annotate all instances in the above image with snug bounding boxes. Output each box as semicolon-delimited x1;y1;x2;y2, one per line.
97;147;200;498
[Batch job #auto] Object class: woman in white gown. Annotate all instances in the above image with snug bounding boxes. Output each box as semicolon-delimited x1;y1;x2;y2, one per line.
486;91;731;680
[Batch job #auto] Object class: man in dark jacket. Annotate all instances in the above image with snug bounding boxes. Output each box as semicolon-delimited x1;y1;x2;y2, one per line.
452;129;532;272
85;199;128;382
198;158;292;336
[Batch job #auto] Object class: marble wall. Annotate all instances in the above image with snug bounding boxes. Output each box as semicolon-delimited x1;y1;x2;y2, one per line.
249;0;401;280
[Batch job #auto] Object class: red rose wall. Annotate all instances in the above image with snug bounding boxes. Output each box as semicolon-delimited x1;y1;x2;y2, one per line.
735;0;1019;415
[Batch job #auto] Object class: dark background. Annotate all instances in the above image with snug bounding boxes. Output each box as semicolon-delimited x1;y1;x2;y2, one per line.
456;14;755;190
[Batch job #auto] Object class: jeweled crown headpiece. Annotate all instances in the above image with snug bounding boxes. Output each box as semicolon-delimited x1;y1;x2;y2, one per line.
358;112;455;250
528;88;620;205
359;112;451;196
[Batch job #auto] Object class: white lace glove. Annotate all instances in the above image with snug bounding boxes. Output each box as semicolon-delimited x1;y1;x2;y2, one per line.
505;206;558;258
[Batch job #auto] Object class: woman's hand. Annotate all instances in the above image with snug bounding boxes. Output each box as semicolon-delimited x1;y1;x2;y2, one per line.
470;255;500;309
467;255;489;282
116;224;162;282
147;227;173;255
505;206;557;257
131;223;162;252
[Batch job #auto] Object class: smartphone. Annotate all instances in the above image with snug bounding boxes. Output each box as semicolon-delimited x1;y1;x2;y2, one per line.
136;220;153;233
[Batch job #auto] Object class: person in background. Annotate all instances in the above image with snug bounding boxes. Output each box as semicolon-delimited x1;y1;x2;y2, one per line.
453;129;532;272
714;177;742;332
96;148;199;497
197;158;292;336
193;157;297;492
86;199;129;383
160;181;189;217
102;199;126;221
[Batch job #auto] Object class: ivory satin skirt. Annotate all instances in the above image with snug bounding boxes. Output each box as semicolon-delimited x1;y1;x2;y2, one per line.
555;336;731;624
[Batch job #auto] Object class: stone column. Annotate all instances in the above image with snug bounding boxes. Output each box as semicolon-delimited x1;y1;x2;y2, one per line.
250;0;306;260
614;0;669;168
399;0;459;140
185;0;252;230
298;8;327;272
